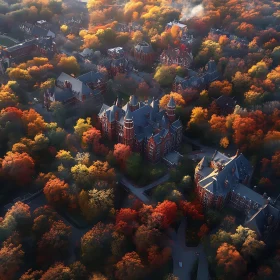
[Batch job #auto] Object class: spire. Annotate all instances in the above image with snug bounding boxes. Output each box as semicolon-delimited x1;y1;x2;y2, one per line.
115;96;122;107
125;107;133;120
167;96;176;108
129;95;138;106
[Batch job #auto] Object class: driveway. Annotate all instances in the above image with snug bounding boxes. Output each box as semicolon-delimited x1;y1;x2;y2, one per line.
169;218;209;280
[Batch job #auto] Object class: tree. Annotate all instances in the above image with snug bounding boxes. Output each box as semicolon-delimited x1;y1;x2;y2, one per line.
231;226;257;249
78;189;114;221
20;269;43;280
125;153;142;180
113;144;132;170
89;160;116;184
37;221;71;264
71;164;91;187
195;40;221;66
82;127;101;148
70;261;88;280
188;107;208;127
82;34;100;49
159;92;185;108
209;114;227;134
134;225;161;252
57;56;80;75
154;65;177;87
81;222;114;267
41;263;72;280
271;151;280;176
43;178;69;206
74;118;93;138
60;24;68;33
90;274;108;280
216;243;246;279
153;200;177;229
244;90;263;105
22;109;45;137
220;137;229;148
248;61;268;79
241;236;265;261
115;252;145;280
7;68;32;80
0;90;18;110
198;224;209;239
116;208;138;235
179;200;204;221
56;150;74;167
0;236;24;280
49;102;66;126
208;80;232;98
147;245;171;268
221;216;236;231
2;152;35;186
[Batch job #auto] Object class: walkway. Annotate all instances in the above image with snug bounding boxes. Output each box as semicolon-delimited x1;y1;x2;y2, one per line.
120;174;170;204
169;218;209;280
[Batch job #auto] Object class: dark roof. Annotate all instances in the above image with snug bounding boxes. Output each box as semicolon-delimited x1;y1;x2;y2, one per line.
129;95;138;106
6;39;36;53
77;71;105;84
167;96;176;108
134;41;154;54
215;95;236;110
125;108;133;120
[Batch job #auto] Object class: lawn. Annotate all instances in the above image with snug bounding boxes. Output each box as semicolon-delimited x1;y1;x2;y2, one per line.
0;36;16;47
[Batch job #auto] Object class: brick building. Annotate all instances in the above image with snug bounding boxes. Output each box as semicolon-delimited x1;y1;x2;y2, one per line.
0;37;57;74
195;151;280;239
98;95;183;162
133;42;155;64
160;48;193;68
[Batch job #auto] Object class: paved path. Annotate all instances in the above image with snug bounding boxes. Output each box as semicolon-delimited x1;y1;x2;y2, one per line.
169;218;209;280
120;174;170;204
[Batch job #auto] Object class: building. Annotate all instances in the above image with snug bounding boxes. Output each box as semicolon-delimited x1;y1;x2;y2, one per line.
173;60;220;92
0;37;57;74
133;42;155;64
195;151;280;239
98;95;183;162
44;71;106;108
79;48;94;59
160;48;193;68
104;47;132;77
166;20;188;33
19;22;56;38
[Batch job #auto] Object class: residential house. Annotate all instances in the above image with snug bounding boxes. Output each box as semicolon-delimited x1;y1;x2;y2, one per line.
173;60;220;92
98;95;183;162
160;48;193;68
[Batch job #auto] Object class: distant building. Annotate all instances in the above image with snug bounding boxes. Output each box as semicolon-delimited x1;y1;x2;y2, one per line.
98;95;183;162
166;20;187;33
79;48;94;59
44;71;106;108
133;42;155;64
104;47;132;77
173;60;220;92
0;37;57;74
160;48;193;68
195;151;280;239
19;22;55;38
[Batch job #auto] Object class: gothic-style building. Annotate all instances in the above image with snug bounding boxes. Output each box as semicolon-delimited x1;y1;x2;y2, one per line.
98;95;183;162
160;48;193;68
195;151;280;239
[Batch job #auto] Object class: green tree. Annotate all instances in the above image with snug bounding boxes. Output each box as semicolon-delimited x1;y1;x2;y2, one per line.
125;153;142;180
154;65;177;87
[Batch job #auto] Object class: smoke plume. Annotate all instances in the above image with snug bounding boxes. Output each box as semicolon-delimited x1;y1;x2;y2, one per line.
180;4;204;21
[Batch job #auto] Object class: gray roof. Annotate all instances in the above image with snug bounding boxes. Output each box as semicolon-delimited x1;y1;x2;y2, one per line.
168;96;176;108
129;95;138;106
77;71;105;84
171;119;182;129
57;72;91;96
125;108;133;120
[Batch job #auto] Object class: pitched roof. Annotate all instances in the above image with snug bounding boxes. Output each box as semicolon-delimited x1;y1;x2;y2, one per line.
77;71;105;84
134;41;154;54
129;95;138;106
167;96;176;108
125;108;133;120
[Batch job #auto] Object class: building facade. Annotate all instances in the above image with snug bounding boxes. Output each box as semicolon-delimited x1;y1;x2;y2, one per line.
133;42;155;64
194;151;280;238
98;95;183;162
160;48;193;68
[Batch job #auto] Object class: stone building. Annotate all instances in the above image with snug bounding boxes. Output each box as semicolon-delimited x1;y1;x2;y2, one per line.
160;48;193;68
98;95;183;162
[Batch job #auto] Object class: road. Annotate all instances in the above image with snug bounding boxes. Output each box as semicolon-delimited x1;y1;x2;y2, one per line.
120;174;170;204
169;218;209;280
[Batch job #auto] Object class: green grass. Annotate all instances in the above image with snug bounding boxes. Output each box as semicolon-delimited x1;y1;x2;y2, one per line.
0;37;16;47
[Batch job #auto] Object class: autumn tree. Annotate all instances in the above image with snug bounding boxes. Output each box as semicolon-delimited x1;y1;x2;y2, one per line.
116;208;138;235
41;263;73;280
216;243;246;279
81;222;114;268
89;160;116;184
147;245;171;268
154;65;177;87
179;200;204;221
57;55;80;75
43;178;69;206
0;235;24;280
19;269;43;280
248;61;268;79
2;152;35;186
74;118;93;138
153;200;177;229
159;92;185;108
115;251;145;280
208;80;232;98
113;143;132;170
188;107;208;127
37;221;71;265
78;188;114;221
22;109;46;137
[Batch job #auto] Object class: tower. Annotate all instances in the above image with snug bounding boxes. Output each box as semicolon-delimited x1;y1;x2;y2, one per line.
129;95;138;112
166;96;176;123
123;108;134;147
115;96;122;108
